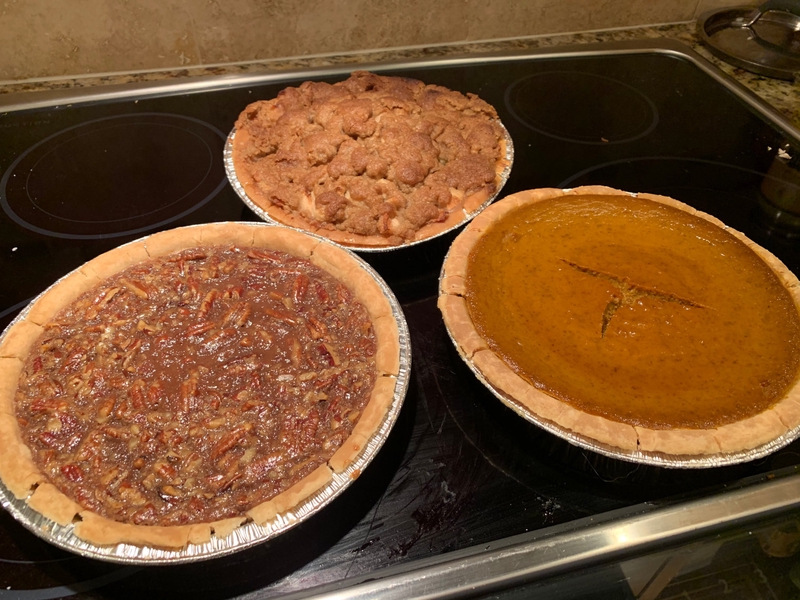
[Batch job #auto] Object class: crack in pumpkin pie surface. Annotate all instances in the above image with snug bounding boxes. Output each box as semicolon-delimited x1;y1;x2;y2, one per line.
560;259;709;338
463;194;800;429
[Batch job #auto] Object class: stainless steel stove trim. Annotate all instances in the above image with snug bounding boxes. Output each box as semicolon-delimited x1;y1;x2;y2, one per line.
273;472;800;600
1;39;798;144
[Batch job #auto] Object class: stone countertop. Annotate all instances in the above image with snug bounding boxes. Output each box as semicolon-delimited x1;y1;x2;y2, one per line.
1;22;797;127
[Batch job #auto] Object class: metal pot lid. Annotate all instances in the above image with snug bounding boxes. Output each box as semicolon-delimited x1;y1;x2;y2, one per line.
697;2;800;80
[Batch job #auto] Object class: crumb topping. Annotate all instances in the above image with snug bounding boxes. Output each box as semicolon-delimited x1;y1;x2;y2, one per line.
233;71;505;244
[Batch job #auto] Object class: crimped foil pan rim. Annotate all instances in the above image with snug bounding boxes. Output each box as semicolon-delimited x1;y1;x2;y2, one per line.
224;123;514;253
0;222;411;564
437;196;800;470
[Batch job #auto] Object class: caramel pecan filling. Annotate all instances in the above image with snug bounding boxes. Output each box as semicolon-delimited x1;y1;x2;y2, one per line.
15;246;377;526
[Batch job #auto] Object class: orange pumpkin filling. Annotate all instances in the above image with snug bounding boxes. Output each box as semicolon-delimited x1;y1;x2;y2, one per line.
465;194;800;429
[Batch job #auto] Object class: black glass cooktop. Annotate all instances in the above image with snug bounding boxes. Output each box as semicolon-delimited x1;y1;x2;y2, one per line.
1;42;799;599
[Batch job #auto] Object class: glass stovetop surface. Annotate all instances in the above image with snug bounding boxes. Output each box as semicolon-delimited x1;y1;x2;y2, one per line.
0;46;799;598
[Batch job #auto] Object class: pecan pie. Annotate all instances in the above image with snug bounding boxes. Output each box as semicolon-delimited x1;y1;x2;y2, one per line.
0;223;401;548
230;71;511;248
439;186;800;459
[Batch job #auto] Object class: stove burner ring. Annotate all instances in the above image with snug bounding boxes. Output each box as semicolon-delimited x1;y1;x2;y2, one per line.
558;155;780;189
505;71;659;145
0;113;228;240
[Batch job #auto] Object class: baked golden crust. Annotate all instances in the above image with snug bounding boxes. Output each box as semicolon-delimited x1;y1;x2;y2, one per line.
437;294;486;359
82;242;150;281
251;223;319;258
246;464;332;525
0;358;23;415
0;223;400;549
713;411;788;454
73;512;196;549
635;428;720;456
230;71;511;249
774;386;800;429
328;375;397;472
0;411;41;498
0;320;43;360
144;227;204;257
25;270;100;326
439;186;800;460
27;483;82;526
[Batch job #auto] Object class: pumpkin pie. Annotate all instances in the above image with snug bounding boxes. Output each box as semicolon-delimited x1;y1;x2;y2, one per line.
0;223;401;549
439;186;800;458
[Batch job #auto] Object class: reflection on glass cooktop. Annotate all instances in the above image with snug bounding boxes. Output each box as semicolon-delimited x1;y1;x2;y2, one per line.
505;70;659;144
0;45;799;598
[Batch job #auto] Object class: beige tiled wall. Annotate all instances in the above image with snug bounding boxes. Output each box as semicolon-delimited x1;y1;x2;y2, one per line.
0;0;757;81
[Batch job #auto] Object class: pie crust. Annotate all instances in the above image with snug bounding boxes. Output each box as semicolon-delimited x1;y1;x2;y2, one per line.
229;71;512;249
0;223;401;549
439;186;800;460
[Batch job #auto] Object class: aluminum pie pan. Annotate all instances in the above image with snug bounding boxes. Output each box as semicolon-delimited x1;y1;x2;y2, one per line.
0;222;411;564
437;202;800;470
224;122;514;253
